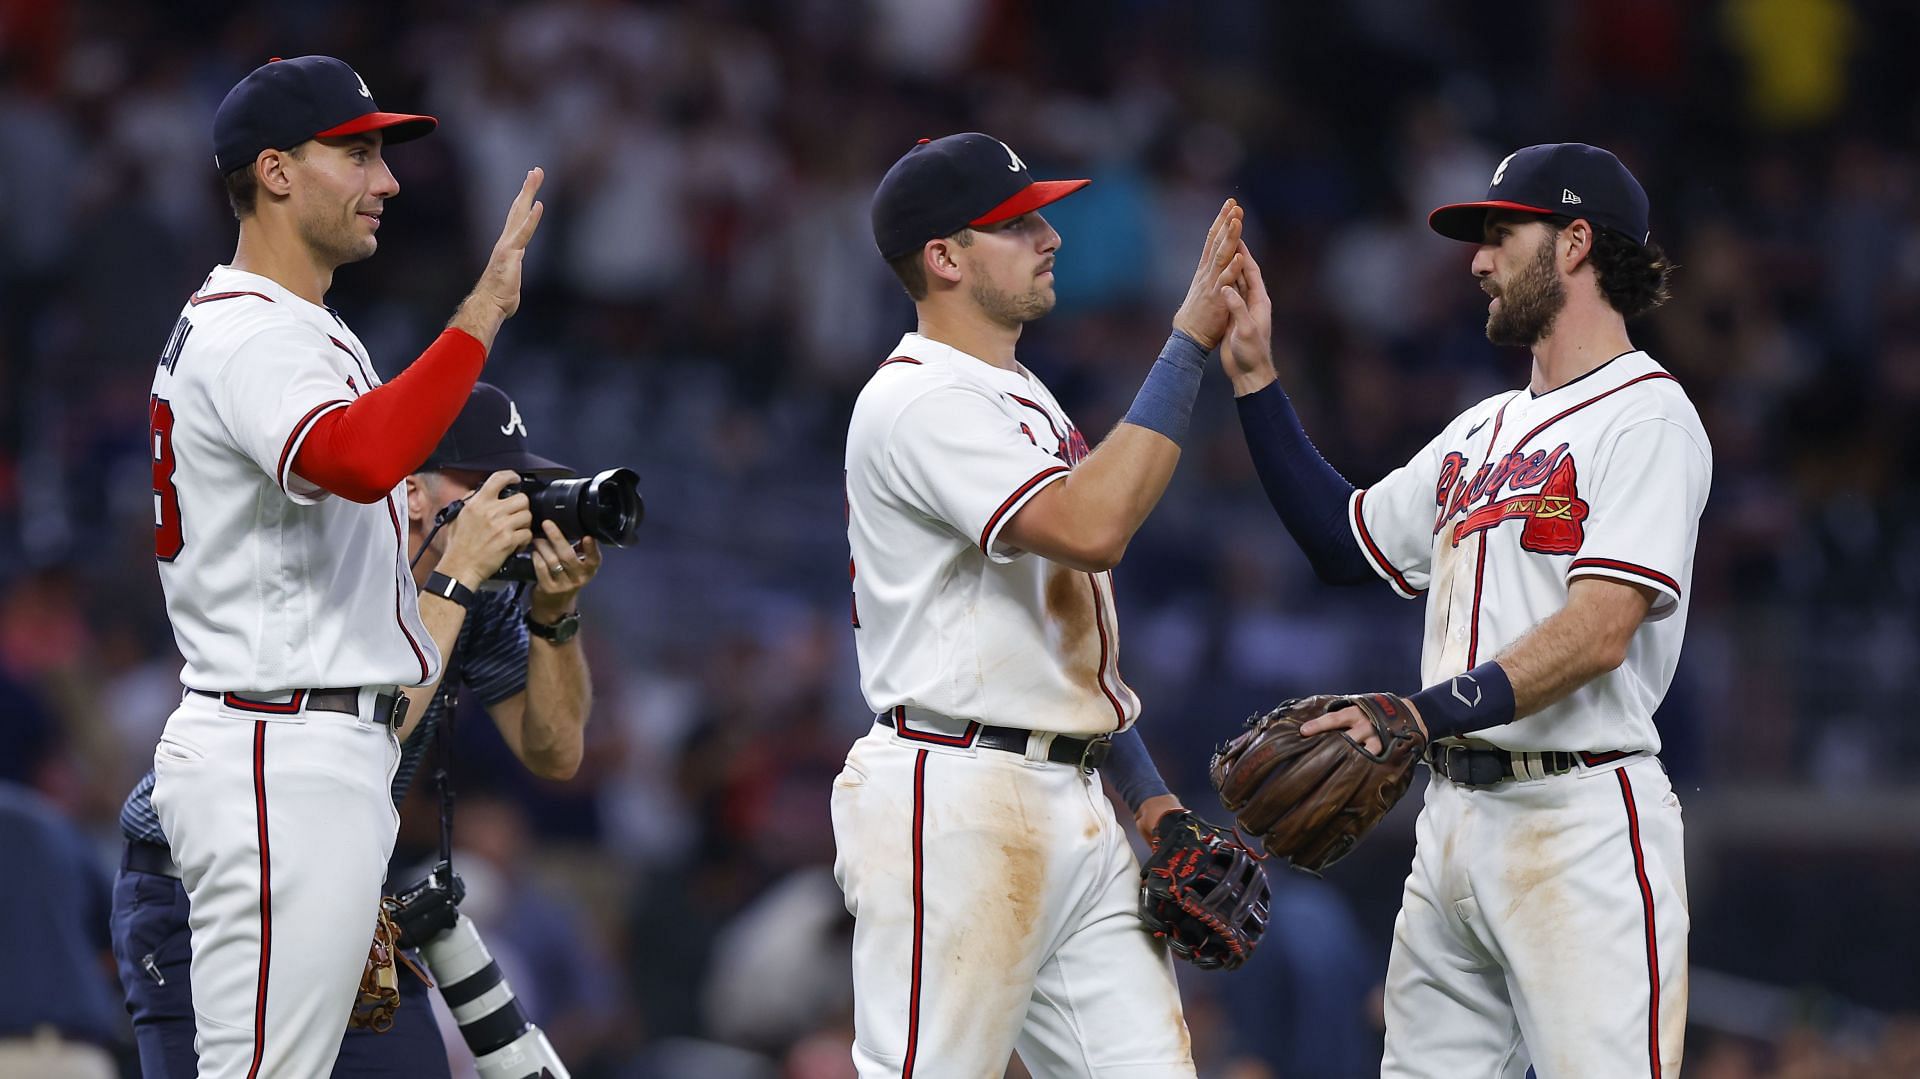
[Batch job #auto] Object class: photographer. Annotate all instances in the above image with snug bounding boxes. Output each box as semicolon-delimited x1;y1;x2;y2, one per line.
111;382;599;1078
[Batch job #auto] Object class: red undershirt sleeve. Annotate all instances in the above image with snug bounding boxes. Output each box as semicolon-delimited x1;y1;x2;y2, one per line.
292;328;487;503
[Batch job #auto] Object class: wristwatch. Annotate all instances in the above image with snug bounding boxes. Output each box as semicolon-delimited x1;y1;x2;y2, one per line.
423;571;479;611
526;609;581;644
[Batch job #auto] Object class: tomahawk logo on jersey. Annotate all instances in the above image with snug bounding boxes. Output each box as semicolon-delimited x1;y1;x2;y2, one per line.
1348;351;1711;754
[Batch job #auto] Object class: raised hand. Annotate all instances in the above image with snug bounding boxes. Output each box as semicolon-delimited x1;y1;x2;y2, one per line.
1171;199;1246;350
1219;240;1277;396
451;167;546;350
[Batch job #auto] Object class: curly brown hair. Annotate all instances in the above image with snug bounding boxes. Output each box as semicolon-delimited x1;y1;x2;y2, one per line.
1544;216;1674;319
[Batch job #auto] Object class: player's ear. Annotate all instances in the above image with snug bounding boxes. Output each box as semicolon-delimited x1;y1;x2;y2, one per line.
255;148;296;200
403;474;429;523
1560;219;1594;273
924;237;964;287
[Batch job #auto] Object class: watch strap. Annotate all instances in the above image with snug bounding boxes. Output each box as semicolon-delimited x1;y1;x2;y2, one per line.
526;609;581;644
423;571;479;611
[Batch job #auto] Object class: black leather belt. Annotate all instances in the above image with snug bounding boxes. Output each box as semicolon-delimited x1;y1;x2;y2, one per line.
189;687;408;729
1426;743;1633;786
123;839;179;879
877;713;1112;772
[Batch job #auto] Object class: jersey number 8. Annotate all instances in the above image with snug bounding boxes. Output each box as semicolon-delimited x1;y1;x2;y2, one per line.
150;395;184;561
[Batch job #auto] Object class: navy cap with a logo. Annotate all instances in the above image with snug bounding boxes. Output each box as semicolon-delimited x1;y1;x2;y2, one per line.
1429;143;1650;247
422;384;571;477
871;133;1090;261
214;55;437;175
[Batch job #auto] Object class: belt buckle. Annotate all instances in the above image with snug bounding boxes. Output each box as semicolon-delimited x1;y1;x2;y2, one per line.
1077;737;1111;774
379;692;409;732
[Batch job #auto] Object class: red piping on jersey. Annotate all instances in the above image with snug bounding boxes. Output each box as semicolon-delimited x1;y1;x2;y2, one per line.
902;749;928;1079
1086;572;1127;729
189;289;275;306
277;401;350;493
893;706;981;748
1569;557;1682;599
329;336;377;392
1511;373;1678;451
1580;750;1633;767
877;356;922;369
979;466;1070;553
1615;768;1664;1078
1352;490;1419;598
1007;394;1065;446
1458;400;1509;665
223;690;309;715
1465;541;1489;666
246;723;272;1079
383;495;431;683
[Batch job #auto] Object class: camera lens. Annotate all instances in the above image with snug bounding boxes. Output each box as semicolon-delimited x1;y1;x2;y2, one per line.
526;468;643;546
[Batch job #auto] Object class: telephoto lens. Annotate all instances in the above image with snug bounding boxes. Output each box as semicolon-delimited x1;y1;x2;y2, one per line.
419;912;571;1079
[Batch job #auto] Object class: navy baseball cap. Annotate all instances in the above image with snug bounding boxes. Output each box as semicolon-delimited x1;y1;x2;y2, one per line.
1429;143;1650;247
871;133;1090;261
214;56;437;175
422;384;571;477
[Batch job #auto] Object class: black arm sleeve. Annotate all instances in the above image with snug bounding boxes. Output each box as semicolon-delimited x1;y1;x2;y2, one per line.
1235;381;1375;585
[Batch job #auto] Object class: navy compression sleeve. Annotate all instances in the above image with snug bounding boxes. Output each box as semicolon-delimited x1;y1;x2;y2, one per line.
1105;726;1172;813
1235;381;1375;585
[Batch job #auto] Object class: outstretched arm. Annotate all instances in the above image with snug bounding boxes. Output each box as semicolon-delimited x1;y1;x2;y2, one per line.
1220;244;1374;584
1001;201;1246;572
292;170;546;502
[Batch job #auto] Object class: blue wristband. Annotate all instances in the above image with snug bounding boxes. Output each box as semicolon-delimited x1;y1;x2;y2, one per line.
1120;331;1209;446
1104;726;1171;813
1408;661;1518;742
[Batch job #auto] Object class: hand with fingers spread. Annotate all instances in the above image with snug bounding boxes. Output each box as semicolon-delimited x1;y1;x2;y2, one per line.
529;523;602;623
1218;240;1278;395
1171;199;1248;350
435;470;534;588
451;167;547;350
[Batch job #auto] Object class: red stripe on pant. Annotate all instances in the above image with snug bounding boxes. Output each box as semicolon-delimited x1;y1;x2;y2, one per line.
1615;768;1661;1078
902;749;928;1077
247;723;273;1079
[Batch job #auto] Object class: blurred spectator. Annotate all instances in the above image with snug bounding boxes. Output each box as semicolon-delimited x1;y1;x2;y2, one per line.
0;781;120;1078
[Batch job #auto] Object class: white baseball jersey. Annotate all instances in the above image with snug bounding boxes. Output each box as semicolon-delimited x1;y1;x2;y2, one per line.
149;265;442;692
1350;350;1710;753
845;332;1140;737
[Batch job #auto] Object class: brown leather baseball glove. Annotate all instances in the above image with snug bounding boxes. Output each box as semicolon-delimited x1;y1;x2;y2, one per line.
1209;693;1427;874
349;900;432;1033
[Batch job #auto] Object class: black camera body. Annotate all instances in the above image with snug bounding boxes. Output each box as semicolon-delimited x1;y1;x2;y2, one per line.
495;467;645;581
389;860;466;951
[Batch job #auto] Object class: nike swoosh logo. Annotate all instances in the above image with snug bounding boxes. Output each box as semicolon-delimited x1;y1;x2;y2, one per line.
1467;418;1489;439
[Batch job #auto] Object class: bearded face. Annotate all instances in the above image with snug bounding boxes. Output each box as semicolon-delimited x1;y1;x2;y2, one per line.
968;271;1056;327
1484;229;1566;348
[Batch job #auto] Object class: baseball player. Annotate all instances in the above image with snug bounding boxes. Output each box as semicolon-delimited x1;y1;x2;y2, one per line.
142;56;545;1078
837;132;1246;1078
114;382;598;1077
1219;144;1706;1077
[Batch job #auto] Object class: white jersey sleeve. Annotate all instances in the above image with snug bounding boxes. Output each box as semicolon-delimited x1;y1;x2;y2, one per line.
885;385;1072;563
208;325;355;505
1565;417;1711;619
1348;426;1454;598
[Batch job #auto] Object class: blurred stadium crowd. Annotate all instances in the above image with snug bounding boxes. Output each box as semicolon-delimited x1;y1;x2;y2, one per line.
2;1;1917;1076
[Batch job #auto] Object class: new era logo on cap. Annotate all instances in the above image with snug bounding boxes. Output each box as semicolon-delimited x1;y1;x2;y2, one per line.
1429;143;1650;246
214;55;437;174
